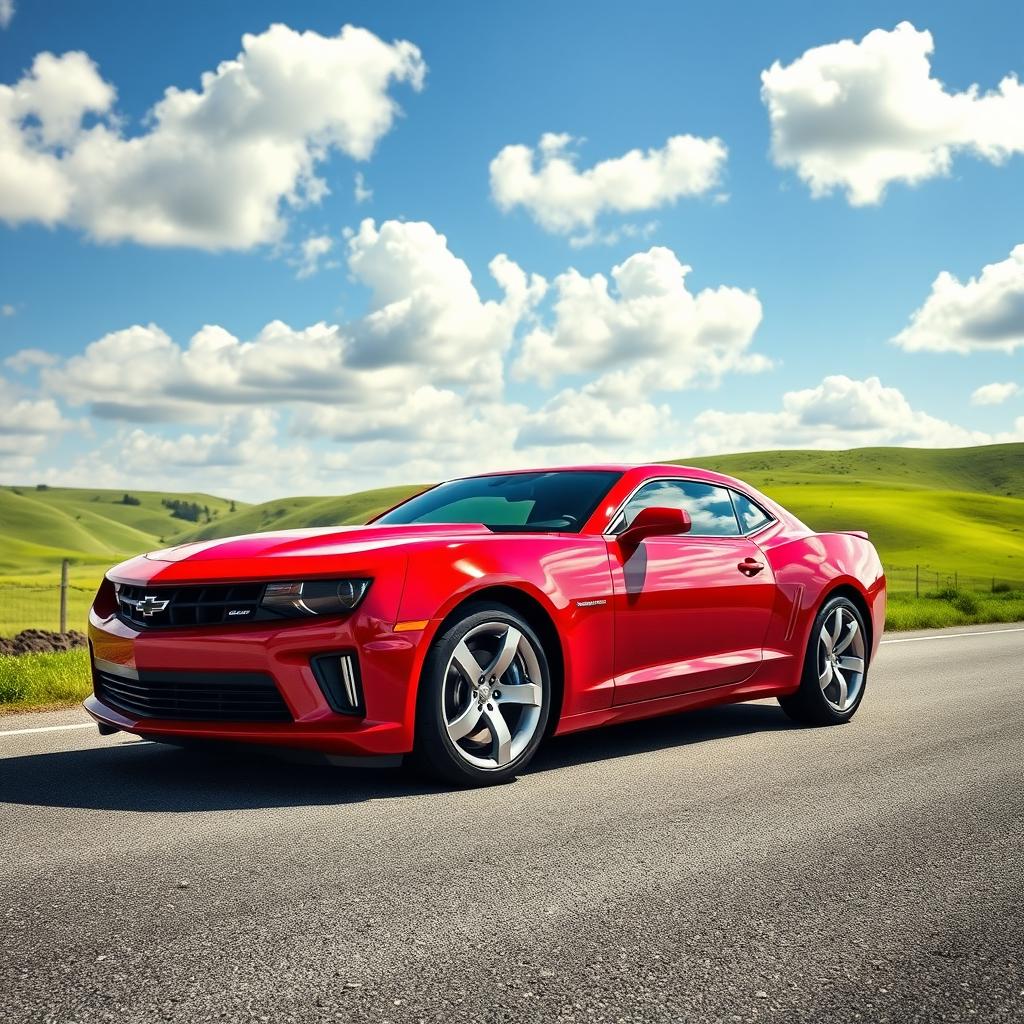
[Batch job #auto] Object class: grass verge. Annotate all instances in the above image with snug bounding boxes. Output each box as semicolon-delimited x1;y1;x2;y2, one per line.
1;596;1022;714
885;590;1024;631
0;647;91;714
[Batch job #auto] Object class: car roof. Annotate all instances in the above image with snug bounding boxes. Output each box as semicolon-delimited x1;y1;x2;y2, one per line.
455;463;731;482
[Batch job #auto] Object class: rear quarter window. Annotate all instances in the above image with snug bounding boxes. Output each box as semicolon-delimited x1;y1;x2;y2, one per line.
731;491;773;533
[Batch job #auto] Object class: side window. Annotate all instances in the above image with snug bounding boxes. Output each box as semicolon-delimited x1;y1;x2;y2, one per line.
617;480;740;537
731;490;773;534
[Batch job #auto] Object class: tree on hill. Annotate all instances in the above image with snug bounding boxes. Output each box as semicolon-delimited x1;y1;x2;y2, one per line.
120;493;141;506
162;498;203;522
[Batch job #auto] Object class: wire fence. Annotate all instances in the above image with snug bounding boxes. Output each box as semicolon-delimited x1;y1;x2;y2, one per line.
0;561;97;637
885;565;1024;596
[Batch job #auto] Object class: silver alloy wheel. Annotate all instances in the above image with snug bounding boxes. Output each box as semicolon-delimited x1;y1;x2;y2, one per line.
817;605;866;713
442;621;544;770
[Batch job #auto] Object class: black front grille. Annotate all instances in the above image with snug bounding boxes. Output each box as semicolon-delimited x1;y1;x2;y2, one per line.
95;667;292;722
116;582;265;630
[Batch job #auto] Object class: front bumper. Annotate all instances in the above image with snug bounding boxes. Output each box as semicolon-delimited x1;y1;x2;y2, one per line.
85;605;429;757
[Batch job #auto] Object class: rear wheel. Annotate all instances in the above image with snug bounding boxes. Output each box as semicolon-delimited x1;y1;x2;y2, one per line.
779;595;868;726
412;605;551;785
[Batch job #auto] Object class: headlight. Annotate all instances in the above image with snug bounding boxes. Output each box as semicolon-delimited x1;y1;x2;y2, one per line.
93;577;118;617
260;579;372;618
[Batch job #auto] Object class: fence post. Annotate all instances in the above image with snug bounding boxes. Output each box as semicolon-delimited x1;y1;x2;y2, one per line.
992;576;996;594
59;558;69;634
936;571;939;591
915;564;919;598
954;571;958;592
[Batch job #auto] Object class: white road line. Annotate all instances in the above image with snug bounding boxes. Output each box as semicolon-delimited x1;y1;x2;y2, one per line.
881;626;1024;645
0;722;95;737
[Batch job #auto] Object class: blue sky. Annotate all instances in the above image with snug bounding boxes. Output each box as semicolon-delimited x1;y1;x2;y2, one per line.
1;1;1022;500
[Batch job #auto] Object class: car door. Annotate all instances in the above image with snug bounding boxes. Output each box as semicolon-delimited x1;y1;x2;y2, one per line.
606;479;776;705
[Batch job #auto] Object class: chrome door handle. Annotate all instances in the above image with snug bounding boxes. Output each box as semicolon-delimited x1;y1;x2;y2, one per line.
738;558;764;576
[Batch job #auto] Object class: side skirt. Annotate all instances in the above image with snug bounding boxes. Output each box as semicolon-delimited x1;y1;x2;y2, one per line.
553;651;797;737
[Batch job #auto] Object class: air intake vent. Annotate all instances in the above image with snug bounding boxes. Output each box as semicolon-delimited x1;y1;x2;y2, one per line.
310;652;365;716
95;666;291;722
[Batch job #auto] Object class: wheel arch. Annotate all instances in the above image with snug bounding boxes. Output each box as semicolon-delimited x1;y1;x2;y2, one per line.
820;582;873;662
429;584;566;736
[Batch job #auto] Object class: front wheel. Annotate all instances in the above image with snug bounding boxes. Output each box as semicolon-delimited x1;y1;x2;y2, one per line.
779;595;869;726
412;605;552;786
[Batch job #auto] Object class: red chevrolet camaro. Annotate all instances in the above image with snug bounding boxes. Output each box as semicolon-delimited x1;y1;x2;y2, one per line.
86;465;885;785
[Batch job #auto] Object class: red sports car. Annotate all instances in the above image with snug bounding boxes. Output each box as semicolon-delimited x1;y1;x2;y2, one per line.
86;465;885;785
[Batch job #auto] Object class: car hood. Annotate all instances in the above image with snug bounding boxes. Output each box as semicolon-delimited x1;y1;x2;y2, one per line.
144;523;495;564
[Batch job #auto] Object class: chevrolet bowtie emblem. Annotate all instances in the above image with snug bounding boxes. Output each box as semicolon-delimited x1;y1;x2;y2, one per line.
132;595;170;617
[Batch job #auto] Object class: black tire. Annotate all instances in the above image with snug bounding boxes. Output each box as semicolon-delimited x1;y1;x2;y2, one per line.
779;594;869;726
411;604;552;786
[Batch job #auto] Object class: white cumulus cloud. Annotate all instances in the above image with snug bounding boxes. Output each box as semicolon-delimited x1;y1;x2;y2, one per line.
517;384;673;450
971;381;1019;406
26;368;1022;500
0;1;13;30
515;245;767;390
294;385;519;444
893;244;1024;353
39;411;320;501
691;375;994;453
354;171;373;203
0;374;70;475
0;25;426;248
5;348;57;372
490;132;726;236
292;234;336;279
761;22;1024;205
118;410;293;469
0;380;67;440
43;218;544;422
345;218;546;389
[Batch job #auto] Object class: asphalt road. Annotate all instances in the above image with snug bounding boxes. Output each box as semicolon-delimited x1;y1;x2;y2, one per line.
2;625;1023;1024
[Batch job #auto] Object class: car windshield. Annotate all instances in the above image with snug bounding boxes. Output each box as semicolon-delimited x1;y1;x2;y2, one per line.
374;470;622;533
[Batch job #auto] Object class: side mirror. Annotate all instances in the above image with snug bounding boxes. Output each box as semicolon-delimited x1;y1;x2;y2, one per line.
618;506;691;548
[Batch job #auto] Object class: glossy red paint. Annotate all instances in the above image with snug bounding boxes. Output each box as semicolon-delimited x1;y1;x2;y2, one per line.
85;464;886;758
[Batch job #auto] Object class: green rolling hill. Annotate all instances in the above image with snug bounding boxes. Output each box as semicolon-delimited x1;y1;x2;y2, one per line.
2;445;1022;592
177;485;424;543
682;444;1024;497
0;486;241;579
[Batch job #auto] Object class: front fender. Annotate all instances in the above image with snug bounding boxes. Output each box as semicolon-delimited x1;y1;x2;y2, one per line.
394;536;616;725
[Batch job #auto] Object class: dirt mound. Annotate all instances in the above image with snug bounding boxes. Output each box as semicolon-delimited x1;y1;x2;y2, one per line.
0;629;88;657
